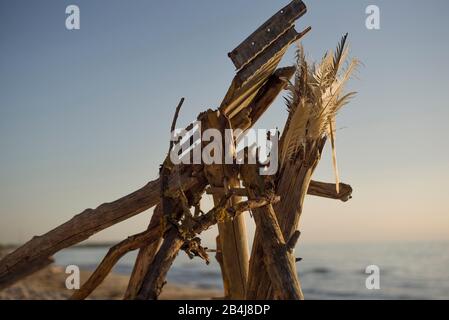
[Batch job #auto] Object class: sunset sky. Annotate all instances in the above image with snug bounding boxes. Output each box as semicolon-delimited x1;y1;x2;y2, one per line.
1;0;448;246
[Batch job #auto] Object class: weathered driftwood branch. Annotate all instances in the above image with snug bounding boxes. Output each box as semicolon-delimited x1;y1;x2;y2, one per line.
70;224;160;300
0;167;204;291
251;203;303;300
124;204;163;300
0;256;54;290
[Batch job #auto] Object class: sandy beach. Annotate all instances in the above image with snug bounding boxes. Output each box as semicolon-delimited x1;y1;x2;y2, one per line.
0;265;222;300
0;247;221;300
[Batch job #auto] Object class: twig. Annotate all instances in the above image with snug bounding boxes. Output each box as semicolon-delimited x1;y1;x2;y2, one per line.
160;97;186;224
168;97;185;154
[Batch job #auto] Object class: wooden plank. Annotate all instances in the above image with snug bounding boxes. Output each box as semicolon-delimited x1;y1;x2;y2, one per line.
221;24;310;124
228;0;307;70
200;110;249;300
220;48;285;117
235;26;311;89
227;52;285;118
231;66;295;131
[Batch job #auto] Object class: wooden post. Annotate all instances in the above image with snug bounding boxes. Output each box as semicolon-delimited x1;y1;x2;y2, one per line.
201;110;249;300
213;181;249;299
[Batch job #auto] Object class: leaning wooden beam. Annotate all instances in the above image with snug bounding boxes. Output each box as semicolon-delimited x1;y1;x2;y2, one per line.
123;204;163;300
124;235;161;300
241;164;303;300
70;225;160;300
250;139;328;299
136;228;185;300
251;203;303;300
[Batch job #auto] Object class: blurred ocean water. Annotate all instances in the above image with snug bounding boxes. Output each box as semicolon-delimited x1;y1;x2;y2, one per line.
55;241;449;300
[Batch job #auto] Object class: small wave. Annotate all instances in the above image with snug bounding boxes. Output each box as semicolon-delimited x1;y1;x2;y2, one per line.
306;267;332;274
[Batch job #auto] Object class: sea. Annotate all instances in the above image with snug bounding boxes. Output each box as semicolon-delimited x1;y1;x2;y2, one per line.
54;241;449;300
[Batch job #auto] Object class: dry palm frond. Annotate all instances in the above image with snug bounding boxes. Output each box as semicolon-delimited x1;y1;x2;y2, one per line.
328;118;339;193
281;34;359;191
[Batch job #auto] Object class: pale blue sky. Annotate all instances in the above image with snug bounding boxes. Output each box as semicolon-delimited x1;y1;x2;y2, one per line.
1;0;448;245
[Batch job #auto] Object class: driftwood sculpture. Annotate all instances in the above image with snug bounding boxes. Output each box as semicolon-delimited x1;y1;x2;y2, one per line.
0;0;356;300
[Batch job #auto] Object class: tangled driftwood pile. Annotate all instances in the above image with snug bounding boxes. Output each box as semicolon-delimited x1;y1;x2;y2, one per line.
0;0;356;300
